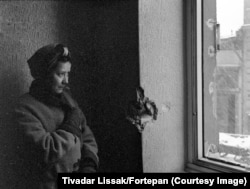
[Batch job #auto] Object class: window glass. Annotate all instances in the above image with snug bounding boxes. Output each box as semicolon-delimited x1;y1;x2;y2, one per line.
203;0;250;169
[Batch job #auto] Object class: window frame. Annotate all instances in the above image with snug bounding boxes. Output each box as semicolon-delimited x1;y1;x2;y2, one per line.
185;0;249;173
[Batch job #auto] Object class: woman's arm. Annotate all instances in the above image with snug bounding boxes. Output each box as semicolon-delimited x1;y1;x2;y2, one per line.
14;103;79;165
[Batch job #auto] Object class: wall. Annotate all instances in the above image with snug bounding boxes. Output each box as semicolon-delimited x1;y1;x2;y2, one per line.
139;0;185;172
65;1;142;173
0;1;141;188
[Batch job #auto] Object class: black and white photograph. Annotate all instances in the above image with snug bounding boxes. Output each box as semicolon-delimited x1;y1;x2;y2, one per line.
0;0;249;189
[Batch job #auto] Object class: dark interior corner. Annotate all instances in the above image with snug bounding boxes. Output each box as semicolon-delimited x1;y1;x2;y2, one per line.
58;0;142;172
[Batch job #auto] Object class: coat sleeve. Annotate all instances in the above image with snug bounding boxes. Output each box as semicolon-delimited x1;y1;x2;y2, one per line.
14;103;78;165
62;90;99;168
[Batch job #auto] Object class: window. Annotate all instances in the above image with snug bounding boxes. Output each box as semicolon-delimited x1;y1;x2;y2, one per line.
186;0;250;172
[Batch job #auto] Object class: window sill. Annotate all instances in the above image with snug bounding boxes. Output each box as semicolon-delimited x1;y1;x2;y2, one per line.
185;159;250;173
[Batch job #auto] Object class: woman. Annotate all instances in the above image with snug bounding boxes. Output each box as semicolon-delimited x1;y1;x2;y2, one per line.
13;44;99;189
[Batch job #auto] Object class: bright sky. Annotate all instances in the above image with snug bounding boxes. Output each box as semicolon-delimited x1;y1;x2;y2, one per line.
217;0;244;38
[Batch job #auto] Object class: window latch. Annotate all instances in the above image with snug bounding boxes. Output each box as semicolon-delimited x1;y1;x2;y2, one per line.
206;18;220;54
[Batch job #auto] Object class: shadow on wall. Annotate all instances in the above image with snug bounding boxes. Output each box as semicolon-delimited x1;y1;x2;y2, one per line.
62;0;142;173
0;35;31;188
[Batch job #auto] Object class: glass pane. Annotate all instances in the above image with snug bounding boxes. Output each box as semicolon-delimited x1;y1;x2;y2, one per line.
204;0;250;169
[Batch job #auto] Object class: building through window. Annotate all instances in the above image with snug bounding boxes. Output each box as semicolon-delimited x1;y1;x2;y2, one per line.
186;0;250;172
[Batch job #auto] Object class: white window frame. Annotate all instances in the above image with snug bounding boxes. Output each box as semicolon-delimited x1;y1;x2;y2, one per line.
185;0;249;173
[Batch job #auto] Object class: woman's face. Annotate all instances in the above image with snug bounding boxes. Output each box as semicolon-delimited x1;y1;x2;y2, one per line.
50;61;71;94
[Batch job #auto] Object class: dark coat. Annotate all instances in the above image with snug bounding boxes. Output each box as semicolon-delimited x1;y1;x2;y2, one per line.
13;90;98;189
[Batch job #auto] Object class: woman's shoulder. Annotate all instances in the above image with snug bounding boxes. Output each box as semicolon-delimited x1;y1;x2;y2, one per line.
15;93;42;110
17;93;36;104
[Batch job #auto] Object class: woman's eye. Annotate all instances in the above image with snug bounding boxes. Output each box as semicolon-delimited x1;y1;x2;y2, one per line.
58;73;64;77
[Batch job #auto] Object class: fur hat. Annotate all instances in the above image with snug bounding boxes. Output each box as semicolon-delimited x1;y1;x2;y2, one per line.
27;44;71;79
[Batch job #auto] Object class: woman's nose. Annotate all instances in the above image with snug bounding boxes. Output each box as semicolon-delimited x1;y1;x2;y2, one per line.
62;75;69;84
